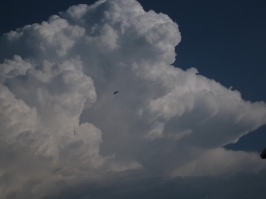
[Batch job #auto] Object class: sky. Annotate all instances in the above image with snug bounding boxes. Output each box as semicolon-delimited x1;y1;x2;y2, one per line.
0;0;266;198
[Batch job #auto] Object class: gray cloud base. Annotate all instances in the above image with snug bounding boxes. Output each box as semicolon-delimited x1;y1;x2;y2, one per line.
0;0;266;198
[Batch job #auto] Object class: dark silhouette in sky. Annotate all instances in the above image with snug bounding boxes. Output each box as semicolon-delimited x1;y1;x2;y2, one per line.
260;147;266;159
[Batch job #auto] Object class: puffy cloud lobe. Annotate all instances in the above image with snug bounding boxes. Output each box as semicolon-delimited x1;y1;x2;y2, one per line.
0;0;266;198
0;84;37;142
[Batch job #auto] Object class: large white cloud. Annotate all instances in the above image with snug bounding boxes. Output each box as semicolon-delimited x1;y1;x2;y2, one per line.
0;0;266;198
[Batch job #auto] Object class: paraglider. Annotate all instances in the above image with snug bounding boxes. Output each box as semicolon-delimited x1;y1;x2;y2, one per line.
114;91;119;96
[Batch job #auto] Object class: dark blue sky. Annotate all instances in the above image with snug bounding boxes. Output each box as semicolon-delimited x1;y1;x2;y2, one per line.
1;0;265;152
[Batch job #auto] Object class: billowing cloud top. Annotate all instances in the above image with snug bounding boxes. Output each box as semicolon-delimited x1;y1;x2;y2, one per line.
1;0;266;198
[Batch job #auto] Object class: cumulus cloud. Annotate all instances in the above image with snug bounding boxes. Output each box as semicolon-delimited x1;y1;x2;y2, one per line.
0;0;266;198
